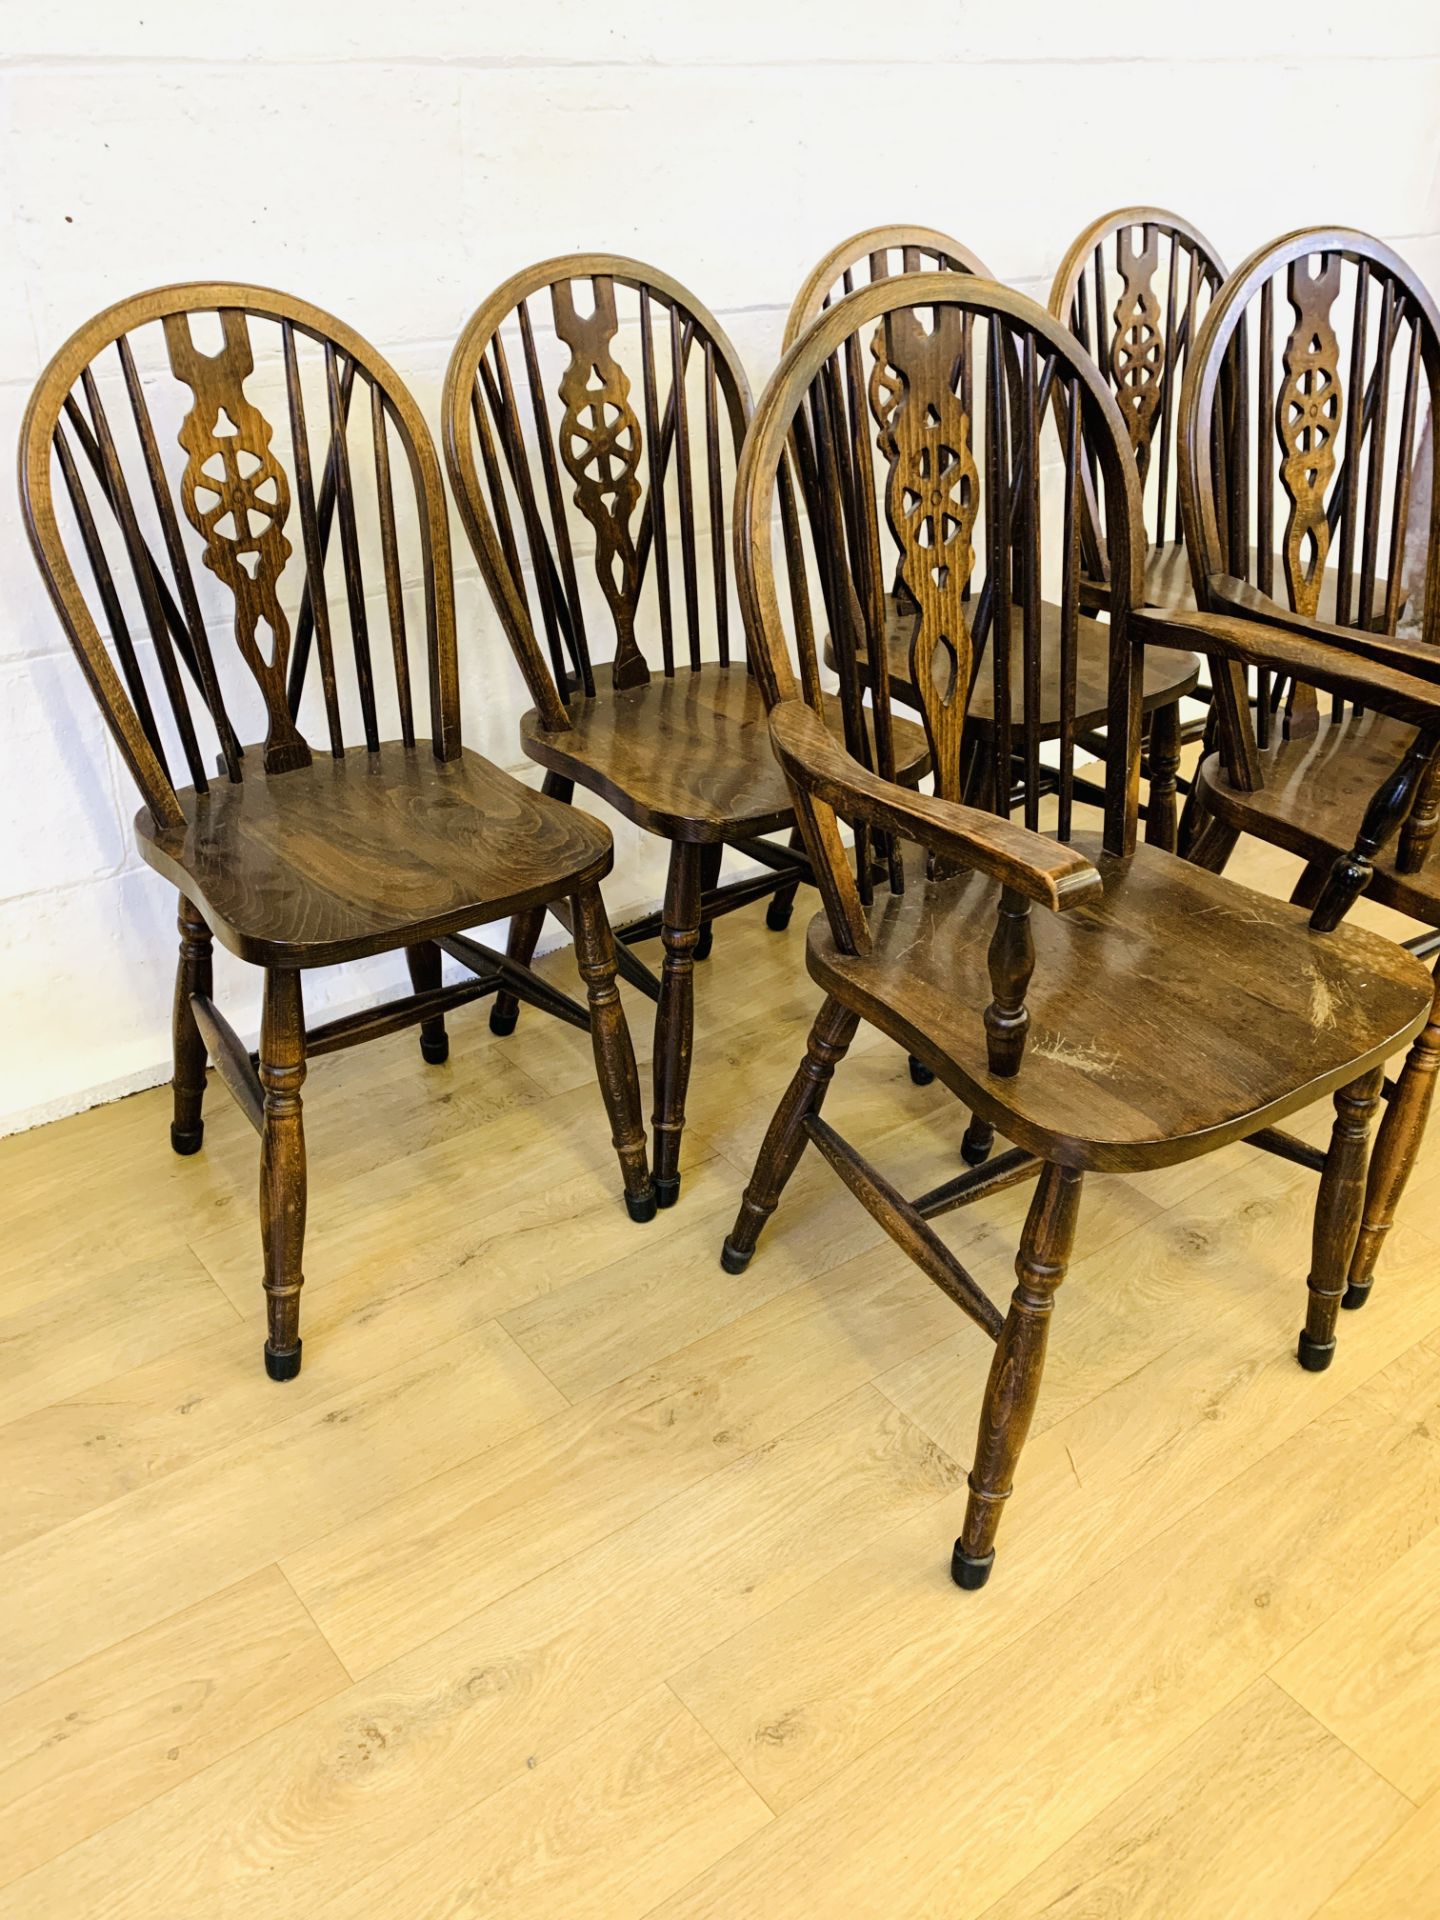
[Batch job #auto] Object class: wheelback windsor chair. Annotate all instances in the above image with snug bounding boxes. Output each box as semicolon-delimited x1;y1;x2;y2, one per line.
721;270;1433;1589
20;283;654;1379
1171;226;1440;1319
442;254;930;1205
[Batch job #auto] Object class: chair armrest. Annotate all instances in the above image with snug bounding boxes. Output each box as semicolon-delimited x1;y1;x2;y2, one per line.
768;700;1103;913
1132;608;1440;732
1205;575;1440;686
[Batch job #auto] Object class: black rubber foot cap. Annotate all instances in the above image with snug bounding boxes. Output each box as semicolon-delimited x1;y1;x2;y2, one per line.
626;1186;658;1224
694;925;714;962
488;1003;518;1037
1342;1282;1372;1311
951;1544;995;1590
654;1175;681;1210
421;1033;450;1065
766;898;794;932
1297;1330;1335;1372
960;1132;993;1168
265;1339;302;1382
720;1237;753;1275
170;1123;204;1156
908;1055;936;1086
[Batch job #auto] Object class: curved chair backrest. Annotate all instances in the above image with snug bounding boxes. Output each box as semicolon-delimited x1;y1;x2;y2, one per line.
1050;207;1227;560
1183;227;1440;645
784;225;994;351
443;255;753;733
20;284;461;832
738;273;1147;952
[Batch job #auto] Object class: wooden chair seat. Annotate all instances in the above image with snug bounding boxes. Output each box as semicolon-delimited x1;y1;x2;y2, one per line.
520;661;932;842
1194;712;1440;924
805;836;1432;1172
138;743;613;968
823;596;1200;730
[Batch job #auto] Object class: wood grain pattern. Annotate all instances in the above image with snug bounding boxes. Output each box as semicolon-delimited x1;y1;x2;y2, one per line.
4;889;1440;1915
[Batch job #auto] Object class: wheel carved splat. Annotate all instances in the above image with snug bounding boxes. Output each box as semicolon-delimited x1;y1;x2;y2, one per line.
1276;255;1344;618
163;311;309;773
880;305;977;805
552;278;650;690
1109;227;1166;482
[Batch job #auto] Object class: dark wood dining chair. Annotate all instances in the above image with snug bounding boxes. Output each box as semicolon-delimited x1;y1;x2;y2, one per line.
720;270;1433;1589
442;254;930;1206
1173;226;1440;1317
20;283;654;1379
794;224;1200;855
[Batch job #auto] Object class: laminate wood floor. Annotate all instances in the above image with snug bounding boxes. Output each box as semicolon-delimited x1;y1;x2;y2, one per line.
2;824;1438;1917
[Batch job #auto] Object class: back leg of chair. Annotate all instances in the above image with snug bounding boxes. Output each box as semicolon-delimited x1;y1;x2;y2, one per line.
693;843;723;962
490;774;573;1036
171;894;211;1156
1345;969;1440;1308
722;994;859;1273
954;1161;1083;1589
406;941;449;1065
1185;812;1240;874
1143;701;1183;852
766;826;806;932
1298;1065;1386;1371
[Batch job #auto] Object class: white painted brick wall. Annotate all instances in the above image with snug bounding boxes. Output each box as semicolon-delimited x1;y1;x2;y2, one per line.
2;2;1438;1133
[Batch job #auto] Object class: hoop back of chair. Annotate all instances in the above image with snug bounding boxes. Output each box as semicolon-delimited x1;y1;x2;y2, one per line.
1182;228;1440;745
20;285;461;831
443;256;752;733
738;273;1147;956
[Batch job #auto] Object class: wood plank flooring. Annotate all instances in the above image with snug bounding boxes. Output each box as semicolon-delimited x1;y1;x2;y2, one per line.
1;829;1438;1916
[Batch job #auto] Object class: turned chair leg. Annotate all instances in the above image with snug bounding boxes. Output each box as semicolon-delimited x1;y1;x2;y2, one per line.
171;895;211;1155
954;1161;1083;1589
961;1115;996;1165
693;843;723;963
405;941;449;1064
571;884;656;1224
1345;969;1440;1309
766;827;806;933
489;904;546;1038
1143;701;1183;853
652;842;704;1208
259;968;308;1382
722;994;859;1273
1298;1066;1385;1372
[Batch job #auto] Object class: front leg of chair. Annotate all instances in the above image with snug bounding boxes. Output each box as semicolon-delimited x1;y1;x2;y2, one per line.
259;968;307;1381
171;894;211;1156
571;883;656;1223
1143;701;1183;853
1298;1065;1385;1372
954;1161;1083;1589
1345;970;1440;1309
722;994;859;1273
766;827;806;933
405;941;449;1064
652;842;703;1207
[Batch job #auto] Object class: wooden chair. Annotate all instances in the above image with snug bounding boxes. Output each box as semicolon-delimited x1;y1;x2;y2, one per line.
1175;226;1440;1315
795;225;1199;853
721;271;1433;1589
20;283;654;1380
442;255;929;1205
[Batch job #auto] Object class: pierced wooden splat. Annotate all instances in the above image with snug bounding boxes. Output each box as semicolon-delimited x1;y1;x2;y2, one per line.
879;304;978;807
1109;225;1166;483
551;276;650;690
163;311;310;775
1275;254;1345;620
